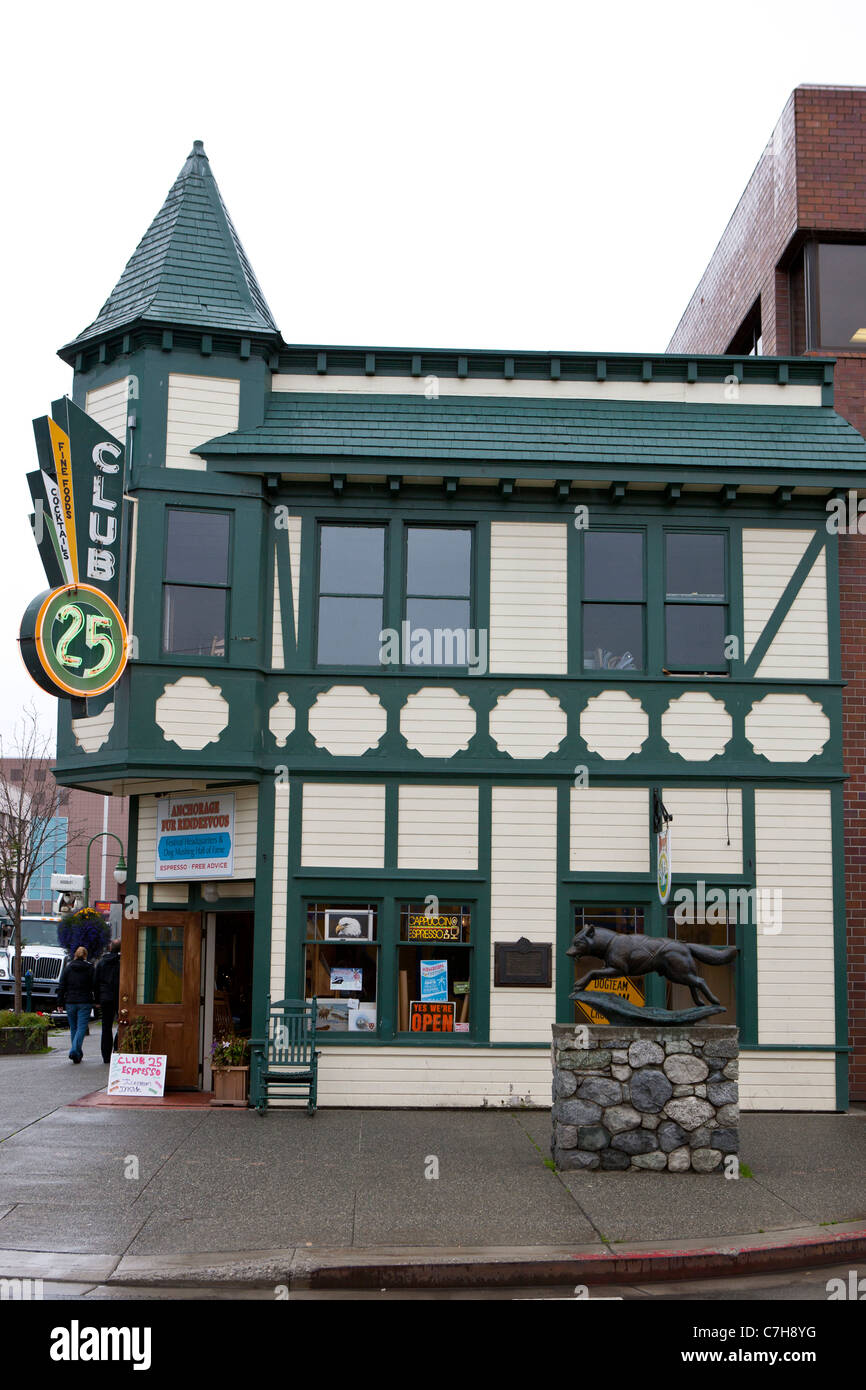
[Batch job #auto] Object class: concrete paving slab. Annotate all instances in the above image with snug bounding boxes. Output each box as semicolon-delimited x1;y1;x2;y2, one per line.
0;1249;118;1281
556;1170;807;1243
0;1204;152;1255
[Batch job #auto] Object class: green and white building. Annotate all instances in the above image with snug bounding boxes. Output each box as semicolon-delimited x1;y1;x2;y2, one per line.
50;141;866;1108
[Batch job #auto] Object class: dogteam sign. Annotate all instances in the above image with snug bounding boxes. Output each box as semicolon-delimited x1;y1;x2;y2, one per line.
19;397;129;698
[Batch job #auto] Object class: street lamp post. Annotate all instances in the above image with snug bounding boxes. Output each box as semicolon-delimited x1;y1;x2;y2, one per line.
84;833;127;909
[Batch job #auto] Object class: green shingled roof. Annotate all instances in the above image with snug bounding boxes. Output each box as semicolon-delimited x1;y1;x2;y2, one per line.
199;393;866;474
65;142;278;348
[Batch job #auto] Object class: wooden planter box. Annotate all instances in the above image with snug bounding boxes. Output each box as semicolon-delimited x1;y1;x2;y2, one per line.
210;1065;249;1107
0;1026;49;1055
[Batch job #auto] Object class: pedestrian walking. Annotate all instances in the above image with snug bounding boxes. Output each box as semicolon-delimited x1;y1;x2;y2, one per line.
57;946;94;1063
93;938;121;1063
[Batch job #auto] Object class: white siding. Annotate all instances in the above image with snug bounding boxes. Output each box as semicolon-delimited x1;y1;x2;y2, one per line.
661;787;743;874
570;787;649;872
489;522;568;673
755;550;828;679
308;686;387;756
136;784;258;881
267;1048;552;1108
71;701;115;753
271;785;290;998
152;883;189;904
271;552;284;669
301;783;386;868
489;689;567;758
397;785;479;869
745;693;830;762
85;378;129;444
490;786;557;1042
755;789;835;1047
165;373;240;471
400;687;476;757
287;513;301;643
154;677;229;751
739;1052;837;1111
662;692;732;761
271;374;822;408
742;528;829;679
580;691;649;759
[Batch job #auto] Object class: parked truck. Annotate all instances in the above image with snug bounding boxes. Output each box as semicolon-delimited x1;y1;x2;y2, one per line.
0;916;68;1010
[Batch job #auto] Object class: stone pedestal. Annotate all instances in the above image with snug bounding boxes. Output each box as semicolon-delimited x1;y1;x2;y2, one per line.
551;1023;739;1172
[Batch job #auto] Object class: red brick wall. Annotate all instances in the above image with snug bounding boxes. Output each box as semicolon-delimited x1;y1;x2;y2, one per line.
794;87;866;234
667;91;798;355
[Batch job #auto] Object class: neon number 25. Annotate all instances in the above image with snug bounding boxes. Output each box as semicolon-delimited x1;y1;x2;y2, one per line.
54;604;116;678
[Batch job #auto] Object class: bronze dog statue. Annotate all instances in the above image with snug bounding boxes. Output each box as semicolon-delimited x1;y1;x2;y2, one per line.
567;923;737;1008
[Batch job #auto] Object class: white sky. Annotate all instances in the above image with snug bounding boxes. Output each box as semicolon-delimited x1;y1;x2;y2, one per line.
1;0;864;745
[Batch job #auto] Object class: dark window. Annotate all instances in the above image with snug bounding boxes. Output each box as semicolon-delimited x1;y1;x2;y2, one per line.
316;526;385;665
405;527;472;666
571;904;645;1024
726;298;762;356
665;532;727;672
666;906;736;1018
816;243;866;350
582;532;644;670
162;509;230;657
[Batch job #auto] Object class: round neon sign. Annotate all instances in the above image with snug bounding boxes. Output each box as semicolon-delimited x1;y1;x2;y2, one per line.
19;583;129;698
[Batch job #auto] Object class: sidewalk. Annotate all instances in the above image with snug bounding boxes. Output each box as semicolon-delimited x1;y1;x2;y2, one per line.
0;1044;863;1289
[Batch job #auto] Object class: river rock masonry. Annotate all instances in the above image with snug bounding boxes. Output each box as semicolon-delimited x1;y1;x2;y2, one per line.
551;1023;739;1173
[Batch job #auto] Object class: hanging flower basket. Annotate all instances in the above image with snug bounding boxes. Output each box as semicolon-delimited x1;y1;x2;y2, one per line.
57;908;110;961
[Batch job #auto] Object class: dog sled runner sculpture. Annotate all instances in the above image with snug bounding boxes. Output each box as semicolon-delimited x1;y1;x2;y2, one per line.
567;923;737;1026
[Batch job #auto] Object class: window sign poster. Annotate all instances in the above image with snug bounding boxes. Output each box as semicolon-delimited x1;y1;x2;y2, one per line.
330;966;363;992
155;793;234;880
410;1001;455;1032
420;960;448;1001
107;1054;167;1097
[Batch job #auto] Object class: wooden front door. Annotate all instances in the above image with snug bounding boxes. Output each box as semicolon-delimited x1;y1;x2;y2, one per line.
119;911;202;1089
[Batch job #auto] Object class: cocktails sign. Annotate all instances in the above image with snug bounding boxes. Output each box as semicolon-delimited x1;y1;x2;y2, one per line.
19;398;129;699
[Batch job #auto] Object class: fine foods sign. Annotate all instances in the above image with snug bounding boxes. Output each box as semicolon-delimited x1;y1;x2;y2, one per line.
19;397;129;699
155;794;235;880
407;914;461;942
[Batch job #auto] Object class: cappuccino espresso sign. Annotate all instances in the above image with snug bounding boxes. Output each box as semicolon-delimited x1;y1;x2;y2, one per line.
19;398;129;698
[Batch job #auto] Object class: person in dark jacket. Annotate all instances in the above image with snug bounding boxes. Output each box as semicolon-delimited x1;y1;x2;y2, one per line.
93;939;121;1063
57;947;95;1063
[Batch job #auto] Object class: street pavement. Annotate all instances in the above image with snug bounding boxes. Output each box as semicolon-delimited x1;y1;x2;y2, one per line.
0;1041;864;1287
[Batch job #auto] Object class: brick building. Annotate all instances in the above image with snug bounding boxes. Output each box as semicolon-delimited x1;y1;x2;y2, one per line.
0;759;128;914
668;84;866;1099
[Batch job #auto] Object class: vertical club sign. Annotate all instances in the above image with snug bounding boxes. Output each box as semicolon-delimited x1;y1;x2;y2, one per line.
19;397;129;699
653;788;673;906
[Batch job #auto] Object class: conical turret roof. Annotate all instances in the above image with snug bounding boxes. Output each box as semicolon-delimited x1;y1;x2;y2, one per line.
64;141;279;350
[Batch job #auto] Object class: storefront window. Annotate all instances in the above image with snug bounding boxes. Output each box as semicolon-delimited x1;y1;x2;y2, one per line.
162;508;230;657
404;527;472;666
665;532;727;672
582;532;644;670
316;525;385;665
304;902;378;1032
397;902;472;1033
666;905;737;1018
572;904;644;1024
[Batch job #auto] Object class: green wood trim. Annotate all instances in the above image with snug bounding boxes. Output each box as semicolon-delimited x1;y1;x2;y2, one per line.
825;531;841;685
744;529;826;676
274;520;296;668
251;775;277;1040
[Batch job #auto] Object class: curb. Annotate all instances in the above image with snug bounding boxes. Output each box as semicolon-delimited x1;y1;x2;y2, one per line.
1;1224;862;1291
107;1221;866;1290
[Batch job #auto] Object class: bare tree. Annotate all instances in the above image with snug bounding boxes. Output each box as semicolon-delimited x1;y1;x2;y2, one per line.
0;706;81;1014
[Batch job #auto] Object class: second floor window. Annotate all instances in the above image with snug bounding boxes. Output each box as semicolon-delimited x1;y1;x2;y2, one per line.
316;522;474;667
582;531;645;671
665;532;727;672
162;509;231;658
316;525;385;665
